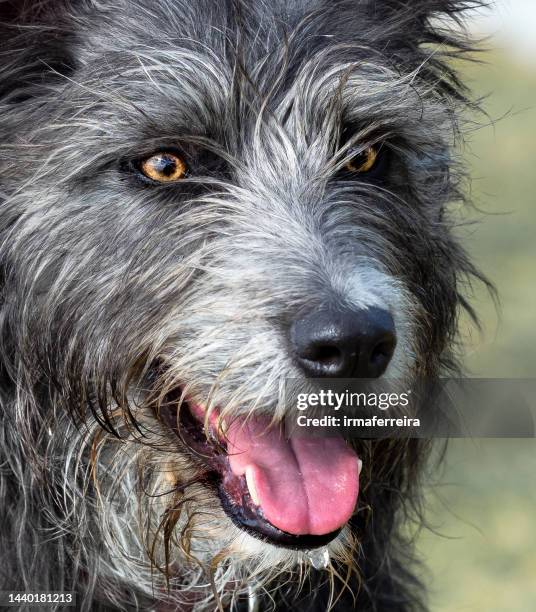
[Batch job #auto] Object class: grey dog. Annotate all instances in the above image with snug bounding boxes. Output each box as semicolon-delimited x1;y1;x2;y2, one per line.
0;1;488;610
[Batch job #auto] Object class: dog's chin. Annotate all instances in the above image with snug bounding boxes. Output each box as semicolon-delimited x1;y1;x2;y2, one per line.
157;389;360;551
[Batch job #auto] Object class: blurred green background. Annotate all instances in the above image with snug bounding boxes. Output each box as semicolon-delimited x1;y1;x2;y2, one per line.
417;9;536;610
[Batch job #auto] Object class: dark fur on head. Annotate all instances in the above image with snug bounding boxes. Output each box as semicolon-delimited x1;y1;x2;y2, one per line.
0;1;488;610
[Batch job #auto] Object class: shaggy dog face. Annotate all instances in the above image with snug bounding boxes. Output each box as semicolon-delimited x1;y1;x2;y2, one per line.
0;1;484;610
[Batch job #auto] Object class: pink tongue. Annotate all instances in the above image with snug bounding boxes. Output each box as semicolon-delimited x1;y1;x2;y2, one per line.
226;417;359;536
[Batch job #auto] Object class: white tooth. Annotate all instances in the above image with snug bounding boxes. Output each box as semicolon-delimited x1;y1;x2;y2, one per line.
357;459;363;475
245;466;260;506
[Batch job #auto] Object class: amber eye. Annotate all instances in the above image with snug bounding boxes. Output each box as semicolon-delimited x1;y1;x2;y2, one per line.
345;145;378;173
139;152;188;182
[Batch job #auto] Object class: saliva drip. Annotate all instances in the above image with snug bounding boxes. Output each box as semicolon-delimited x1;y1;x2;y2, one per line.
306;546;330;570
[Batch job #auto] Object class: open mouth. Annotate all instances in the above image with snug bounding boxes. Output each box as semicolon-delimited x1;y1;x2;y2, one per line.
158;389;360;551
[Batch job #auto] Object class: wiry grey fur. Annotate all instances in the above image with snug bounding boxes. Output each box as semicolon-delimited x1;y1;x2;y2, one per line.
0;1;488;610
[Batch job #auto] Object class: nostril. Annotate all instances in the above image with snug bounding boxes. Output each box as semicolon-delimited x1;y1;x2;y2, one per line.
306;344;343;368
370;340;395;365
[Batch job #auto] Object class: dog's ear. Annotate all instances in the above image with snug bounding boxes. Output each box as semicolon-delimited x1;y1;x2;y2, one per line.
0;0;76;228
0;0;76;103
0;0;70;22
362;0;484;46
355;0;485;100
367;0;483;28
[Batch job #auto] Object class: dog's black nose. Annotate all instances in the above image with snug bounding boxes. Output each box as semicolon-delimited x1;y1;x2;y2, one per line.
290;306;397;378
